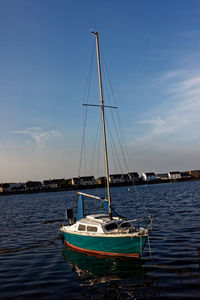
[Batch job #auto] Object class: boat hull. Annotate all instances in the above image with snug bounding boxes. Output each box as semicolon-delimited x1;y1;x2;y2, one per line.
61;231;147;258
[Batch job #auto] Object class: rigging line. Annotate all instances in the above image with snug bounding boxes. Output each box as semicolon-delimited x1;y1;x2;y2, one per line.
106;114;123;173
99;72;129;173
115;112;132;169
101;55;131;172
94;39;149;219
83;41;95;104
101;53;132;169
78;107;88;176
94;114;108;198
101;46;148;220
130;189;147;224
106;116;119;173
101;68;130;174
100;42;150;219
101;53;147;214
97;119;102;180
83;132;87;175
107;102;130;173
78;42;95;176
132;183;151;218
101;51;116;106
89;113;101;175
110;108;130;172
127;179;150;223
128;189;142;223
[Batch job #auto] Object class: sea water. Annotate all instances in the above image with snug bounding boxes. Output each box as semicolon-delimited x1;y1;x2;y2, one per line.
0;181;200;299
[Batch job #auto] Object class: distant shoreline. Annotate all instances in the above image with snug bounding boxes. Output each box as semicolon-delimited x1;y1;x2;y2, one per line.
0;176;199;197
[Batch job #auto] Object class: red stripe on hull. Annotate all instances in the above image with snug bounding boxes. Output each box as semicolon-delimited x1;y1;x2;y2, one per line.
65;240;141;259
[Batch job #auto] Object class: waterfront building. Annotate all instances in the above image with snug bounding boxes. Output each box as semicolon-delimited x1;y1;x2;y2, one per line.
168;171;181;180
141;172;157;181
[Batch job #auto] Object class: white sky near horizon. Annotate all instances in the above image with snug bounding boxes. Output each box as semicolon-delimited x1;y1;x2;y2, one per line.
0;0;200;182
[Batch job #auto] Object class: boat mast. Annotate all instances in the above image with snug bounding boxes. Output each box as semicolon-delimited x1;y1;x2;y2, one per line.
92;31;112;219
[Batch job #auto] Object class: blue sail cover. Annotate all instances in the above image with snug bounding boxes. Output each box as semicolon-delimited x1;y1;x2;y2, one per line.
76;194;84;221
103;200;121;217
76;193;121;220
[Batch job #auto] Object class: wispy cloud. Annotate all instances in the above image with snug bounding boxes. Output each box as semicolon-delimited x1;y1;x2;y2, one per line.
160;70;187;81
132;68;200;146
13;127;62;144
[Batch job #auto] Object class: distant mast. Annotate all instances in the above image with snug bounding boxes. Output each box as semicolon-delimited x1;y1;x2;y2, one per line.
92;30;112;219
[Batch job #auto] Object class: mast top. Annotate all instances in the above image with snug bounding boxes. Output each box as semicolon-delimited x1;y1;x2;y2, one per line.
91;29;98;35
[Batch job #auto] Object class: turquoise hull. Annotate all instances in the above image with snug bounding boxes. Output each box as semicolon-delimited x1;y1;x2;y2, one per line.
62;231;147;258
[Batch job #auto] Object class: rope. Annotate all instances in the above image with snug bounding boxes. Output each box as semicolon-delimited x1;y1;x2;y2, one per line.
78;42;95;176
106;115;123;173
97;120;102;179
78;37;152;227
89;114;101;175
101;53;132;171
98;47;151;223
78;108;88;177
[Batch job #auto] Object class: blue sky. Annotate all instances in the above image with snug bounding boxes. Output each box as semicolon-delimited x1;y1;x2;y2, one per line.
0;0;200;182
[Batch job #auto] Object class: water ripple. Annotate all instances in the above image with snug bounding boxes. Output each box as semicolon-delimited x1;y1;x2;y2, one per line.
0;182;200;299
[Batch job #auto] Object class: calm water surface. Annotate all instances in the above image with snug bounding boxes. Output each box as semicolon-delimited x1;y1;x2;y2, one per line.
0;181;200;299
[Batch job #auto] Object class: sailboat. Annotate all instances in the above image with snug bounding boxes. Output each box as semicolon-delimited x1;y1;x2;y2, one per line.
60;31;152;258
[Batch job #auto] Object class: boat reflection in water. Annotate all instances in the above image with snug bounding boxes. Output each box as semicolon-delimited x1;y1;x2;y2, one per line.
62;246;147;285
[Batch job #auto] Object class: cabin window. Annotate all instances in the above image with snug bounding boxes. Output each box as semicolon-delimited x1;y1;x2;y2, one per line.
78;224;86;231
105;222;118;231
87;226;97;232
120;222;131;228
